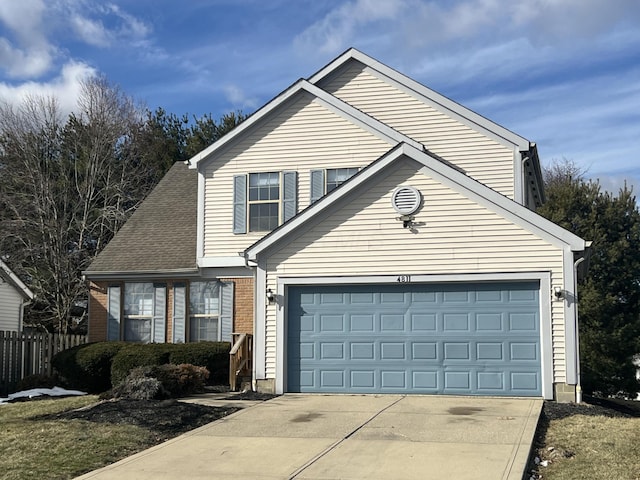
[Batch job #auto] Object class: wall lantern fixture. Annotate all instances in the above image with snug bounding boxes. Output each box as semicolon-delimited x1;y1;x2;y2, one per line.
553;286;564;301
266;288;275;304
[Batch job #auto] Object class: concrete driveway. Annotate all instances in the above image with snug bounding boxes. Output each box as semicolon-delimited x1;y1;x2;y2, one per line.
76;394;542;480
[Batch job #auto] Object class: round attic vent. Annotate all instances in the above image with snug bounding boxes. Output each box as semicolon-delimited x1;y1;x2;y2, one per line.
391;186;422;215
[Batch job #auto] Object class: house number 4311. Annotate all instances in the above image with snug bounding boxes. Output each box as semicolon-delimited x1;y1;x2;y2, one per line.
396;275;411;283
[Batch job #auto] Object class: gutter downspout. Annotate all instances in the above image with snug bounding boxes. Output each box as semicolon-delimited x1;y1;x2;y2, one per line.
574;256;585;403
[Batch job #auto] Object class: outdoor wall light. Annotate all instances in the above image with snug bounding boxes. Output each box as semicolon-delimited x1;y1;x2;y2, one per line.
553;286;564;300
266;288;275;304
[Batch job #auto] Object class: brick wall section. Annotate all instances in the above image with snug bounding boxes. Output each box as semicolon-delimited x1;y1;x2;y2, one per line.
88;281;108;342
222;277;254;334
87;277;255;342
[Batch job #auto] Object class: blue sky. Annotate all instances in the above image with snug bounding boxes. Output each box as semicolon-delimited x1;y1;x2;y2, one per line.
1;0;639;194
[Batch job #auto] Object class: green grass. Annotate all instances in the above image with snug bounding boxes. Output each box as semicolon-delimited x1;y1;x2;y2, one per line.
539;415;640;479
0;396;158;480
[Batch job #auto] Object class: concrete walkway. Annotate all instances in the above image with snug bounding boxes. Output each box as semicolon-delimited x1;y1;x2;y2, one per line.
75;394;542;480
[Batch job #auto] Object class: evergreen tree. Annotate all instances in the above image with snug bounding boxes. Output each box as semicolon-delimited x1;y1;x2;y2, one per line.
538;160;640;396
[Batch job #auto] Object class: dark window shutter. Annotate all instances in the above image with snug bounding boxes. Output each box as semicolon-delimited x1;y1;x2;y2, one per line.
107;285;121;341
233;175;247;234
220;281;234;342
173;283;186;343
310;169;325;204
282;171;298;222
153;283;166;343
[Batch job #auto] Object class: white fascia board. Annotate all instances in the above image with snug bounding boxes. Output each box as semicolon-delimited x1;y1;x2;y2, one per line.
0;259;34;300
198;256;247;268
309;48;530;151
196;170;205;259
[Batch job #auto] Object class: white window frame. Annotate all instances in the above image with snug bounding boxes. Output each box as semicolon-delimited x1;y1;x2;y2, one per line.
248;172;281;232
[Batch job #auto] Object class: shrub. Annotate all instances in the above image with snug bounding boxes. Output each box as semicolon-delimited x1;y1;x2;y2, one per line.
52;342;128;393
110;344;172;387
110;367;168;400
109;364;209;399
168;342;230;385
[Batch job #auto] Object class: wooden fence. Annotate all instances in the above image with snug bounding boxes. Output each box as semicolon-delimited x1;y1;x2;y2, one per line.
0;331;88;396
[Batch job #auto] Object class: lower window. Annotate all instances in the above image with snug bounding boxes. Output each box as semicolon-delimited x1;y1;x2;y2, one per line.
189;281;220;342
123;283;158;343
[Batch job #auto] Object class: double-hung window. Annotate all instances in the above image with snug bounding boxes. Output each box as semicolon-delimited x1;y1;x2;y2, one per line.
233;171;297;234
189;281;220;341
121;282;166;343
310;167;359;203
248;172;280;232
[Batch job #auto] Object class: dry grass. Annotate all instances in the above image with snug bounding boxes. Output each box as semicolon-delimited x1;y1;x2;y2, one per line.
0;396;157;480
538;413;640;479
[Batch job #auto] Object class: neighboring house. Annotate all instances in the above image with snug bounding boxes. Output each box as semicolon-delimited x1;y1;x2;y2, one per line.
85;48;589;402
0;259;34;332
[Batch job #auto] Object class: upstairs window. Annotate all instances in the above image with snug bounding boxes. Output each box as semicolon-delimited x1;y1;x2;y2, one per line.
248;172;280;232
310;167;360;203
233;171;297;234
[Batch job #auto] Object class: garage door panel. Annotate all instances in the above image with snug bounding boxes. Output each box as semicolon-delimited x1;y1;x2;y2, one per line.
287;282;541;396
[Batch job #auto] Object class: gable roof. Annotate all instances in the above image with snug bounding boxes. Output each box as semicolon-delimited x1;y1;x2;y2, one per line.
0;259;34;300
188;79;423;168
245;142;585;262
84;162;198;278
308;48;531;151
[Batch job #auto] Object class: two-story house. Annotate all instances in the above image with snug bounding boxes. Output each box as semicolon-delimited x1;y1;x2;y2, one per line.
85;48;589;402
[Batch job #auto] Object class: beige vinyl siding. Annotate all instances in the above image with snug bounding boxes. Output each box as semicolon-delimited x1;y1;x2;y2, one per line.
263;158;567;382
0;279;23;331
319;63;516;198
203;93;391;257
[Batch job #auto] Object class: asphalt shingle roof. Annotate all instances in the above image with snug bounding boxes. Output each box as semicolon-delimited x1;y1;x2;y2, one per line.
85;162;197;274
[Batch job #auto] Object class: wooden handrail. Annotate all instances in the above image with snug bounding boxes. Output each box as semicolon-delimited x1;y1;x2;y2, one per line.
229;333;253;391
229;333;247;355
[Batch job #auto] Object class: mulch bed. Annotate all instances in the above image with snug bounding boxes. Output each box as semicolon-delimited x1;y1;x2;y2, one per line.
37;399;240;438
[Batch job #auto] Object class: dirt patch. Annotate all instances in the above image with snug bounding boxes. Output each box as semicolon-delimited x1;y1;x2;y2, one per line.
37;398;240;438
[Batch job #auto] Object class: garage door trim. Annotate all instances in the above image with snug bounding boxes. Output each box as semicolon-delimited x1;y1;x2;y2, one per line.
274;272;553;398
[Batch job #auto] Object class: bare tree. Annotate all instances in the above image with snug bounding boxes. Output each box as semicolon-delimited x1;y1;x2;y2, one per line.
0;78;151;333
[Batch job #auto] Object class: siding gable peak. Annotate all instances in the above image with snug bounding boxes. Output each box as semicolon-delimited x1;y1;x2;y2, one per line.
245;142;585;262
188;78;423;169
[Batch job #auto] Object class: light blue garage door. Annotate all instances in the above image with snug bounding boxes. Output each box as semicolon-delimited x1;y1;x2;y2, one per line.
287;282;541;396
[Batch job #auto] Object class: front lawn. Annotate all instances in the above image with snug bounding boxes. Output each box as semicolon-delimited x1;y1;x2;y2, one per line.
531;397;640;480
0;395;238;480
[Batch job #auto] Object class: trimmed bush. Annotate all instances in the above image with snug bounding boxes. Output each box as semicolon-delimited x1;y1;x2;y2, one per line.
52;342;128;393
110;344;173;387
168;342;230;385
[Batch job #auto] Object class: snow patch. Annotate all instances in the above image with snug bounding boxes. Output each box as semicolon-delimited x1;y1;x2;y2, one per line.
0;386;87;404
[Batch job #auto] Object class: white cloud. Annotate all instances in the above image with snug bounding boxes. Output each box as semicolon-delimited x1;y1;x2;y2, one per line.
294;0;407;55
0;0;56;78
223;84;259;111
71;14;112;48
0;61;97;116
66;2;152;49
